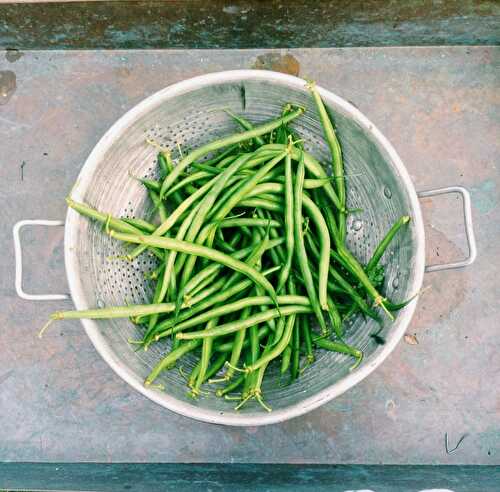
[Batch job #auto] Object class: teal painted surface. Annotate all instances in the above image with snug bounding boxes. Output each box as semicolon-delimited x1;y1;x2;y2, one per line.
0;1;498;49
1;463;500;492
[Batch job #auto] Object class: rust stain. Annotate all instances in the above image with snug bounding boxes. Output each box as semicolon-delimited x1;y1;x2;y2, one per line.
0;70;16;105
116;66;132;77
411;224;468;328
404;333;419;345
5;48;24;63
252;53;300;76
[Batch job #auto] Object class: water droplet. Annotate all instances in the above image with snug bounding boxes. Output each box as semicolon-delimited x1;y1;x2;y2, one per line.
97;299;105;308
384;186;392;199
352;219;363;231
391;277;399;289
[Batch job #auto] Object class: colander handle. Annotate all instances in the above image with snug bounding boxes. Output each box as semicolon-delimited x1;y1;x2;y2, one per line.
13;220;70;301
417;186;477;273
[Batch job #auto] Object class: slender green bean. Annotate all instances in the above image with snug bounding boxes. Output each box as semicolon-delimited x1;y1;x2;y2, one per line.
223;109;265;147
293;152;328;334
107;230;280;309
152;266;281;341
281;345;292;375
159;108;303;199
193;318;217;396
176;305;311;340
121;217;156;233
308;82;346;241
367;215;410;273
149;190;167;223
290;319;300;381
276;153;294;293
65;197;164;260
145;339;201;384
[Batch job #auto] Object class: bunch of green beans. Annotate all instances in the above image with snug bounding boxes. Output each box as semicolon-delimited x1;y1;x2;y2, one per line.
44;86;413;412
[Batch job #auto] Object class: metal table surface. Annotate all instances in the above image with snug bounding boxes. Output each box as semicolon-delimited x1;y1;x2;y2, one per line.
0;47;498;465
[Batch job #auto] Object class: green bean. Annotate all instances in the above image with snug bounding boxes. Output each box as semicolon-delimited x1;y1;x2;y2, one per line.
191;161;225;174
216;374;245;397
187;268;223;298
193;318;217;396
161;295;308;339
223;109;266;147
131;175;161;193
275;176;335;189
157;151;169;177
301;315;314;364
281;345;292;375
277;153;294;293
148;190;167;223
178;153;257;290
225;306;251;381
108;230;280;309
228;230;242;247
204;352;228;381
301;194;330;311
152;266;281;341
177;152;285;286
215;325;270;353
314;337;363;368
163;171;211;199
145;339;201;385
290;319;300;381
182;239;283;300
65;198;164;260
45;302;180;324
127;176;217;260
324;296;342;338
137;272;224;328
308;82;346;241
367;216;410;273
306;234;379;321
188;361;201;388
159;108;303;199
256;143;343;213
176;305;311;340
260;210;287;266
246;311;296;374
146;205;200;330
121;217;156;233
207;152;287;232
339;246;393;319
162;151;188;205
238;197;282;213
293;152;328;334
213;218;281;229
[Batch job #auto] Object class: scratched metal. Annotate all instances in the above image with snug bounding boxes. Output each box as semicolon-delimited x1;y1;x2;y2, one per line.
0;47;498;464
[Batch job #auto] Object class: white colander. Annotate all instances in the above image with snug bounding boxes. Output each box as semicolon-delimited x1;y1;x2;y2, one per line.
13;70;476;425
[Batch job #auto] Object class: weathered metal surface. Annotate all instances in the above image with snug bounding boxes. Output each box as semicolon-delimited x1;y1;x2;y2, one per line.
0;47;498;464
2;463;500;492
0;1;499;49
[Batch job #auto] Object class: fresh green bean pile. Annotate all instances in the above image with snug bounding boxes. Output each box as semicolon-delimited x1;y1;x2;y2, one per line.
44;84;412;411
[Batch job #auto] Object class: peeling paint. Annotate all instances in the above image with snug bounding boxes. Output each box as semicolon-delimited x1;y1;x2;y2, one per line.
0;70;16;105
471;179;497;215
